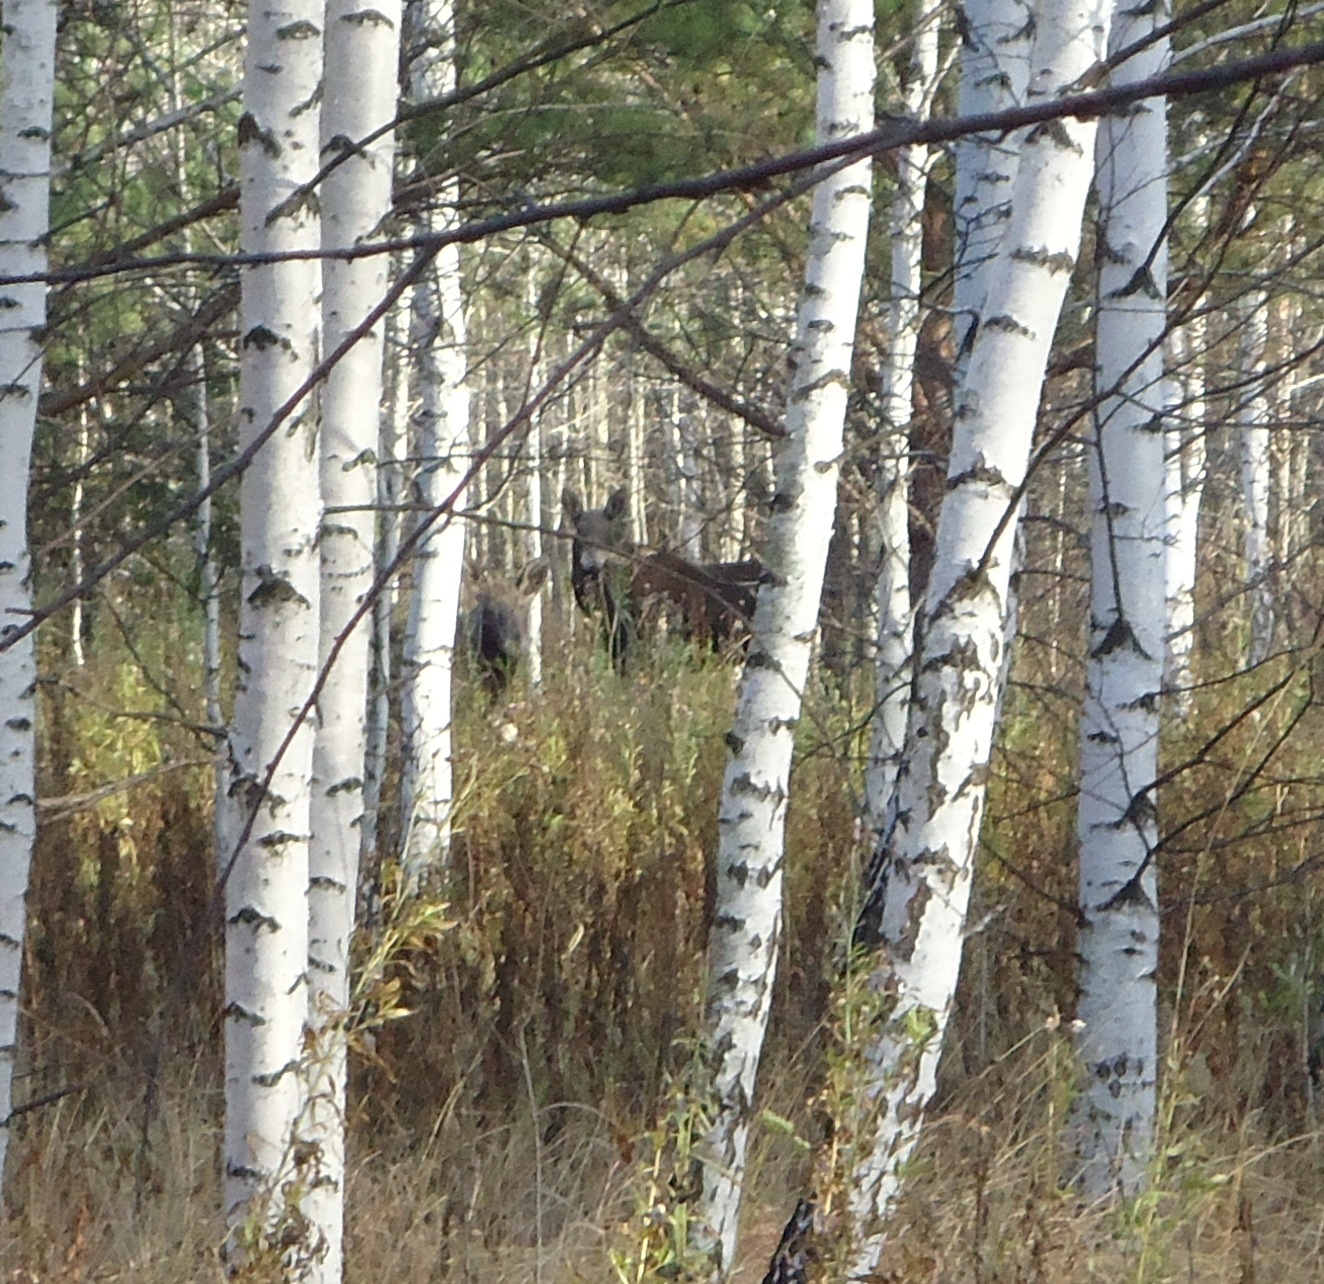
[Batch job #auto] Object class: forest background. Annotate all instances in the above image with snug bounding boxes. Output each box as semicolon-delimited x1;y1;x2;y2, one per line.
2;0;1324;1280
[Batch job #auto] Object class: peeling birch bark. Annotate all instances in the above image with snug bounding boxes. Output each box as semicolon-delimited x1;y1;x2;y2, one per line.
845;0;1110;1264
694;2;875;1276
224;0;324;1257
0;0;55;1204
305;0;400;1274
1074;0;1169;1198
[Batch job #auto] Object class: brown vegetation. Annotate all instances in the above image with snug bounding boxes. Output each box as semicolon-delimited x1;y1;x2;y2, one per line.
10;599;1324;1281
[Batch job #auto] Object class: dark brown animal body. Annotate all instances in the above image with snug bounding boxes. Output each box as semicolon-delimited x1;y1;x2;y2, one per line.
562;487;763;667
462;559;549;697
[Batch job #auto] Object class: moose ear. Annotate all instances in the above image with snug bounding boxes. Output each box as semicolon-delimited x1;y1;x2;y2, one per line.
518;558;551;596
561;488;584;523
604;487;629;521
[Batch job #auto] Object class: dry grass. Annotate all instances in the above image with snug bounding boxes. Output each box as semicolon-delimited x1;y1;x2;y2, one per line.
13;618;1324;1280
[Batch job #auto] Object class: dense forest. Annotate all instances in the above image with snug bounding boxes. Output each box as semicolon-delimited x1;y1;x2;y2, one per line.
0;0;1323;1279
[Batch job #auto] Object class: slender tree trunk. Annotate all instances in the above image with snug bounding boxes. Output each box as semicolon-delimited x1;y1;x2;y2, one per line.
866;9;941;832
0;0;55;1201
1073;0;1169;1198
306;0;400;1273
525;269;546;686
846;0;1110;1262
71;391;90;668
362;289;409;883
224;0;324;1258
399;0;471;893
1165;314;1205;712
1238;288;1272;667
191;339;229;862
677;390;704;561
695;2;874;1275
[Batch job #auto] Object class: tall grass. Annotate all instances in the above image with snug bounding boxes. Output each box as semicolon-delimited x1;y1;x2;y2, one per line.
9;617;1324;1281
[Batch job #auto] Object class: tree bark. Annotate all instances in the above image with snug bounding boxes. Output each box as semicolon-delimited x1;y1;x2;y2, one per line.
866;9;941;832
399;0;471;893
1073;0;1169;1198
846;0;1110;1262
306;0;400;1273
1237;288;1273;667
0;0;56;1202
224;0;324;1259
1164;314;1205;713
695;2;874;1276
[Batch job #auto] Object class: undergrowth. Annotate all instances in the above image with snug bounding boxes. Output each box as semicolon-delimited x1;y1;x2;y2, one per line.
9;616;1324;1281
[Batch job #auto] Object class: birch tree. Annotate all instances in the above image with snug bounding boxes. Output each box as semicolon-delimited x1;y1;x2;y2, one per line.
695;1;874;1275
865;11;942;833
398;0;471;892
224;0;324;1259
1164;314;1206;712
952;0;1033;367
0;0;56;1200
1073;0;1169;1197
845;0;1111;1262
1237;287;1273;667
306;0;401;1273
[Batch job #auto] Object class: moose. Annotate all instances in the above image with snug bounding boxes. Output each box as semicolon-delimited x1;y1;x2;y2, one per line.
561;486;763;668
461;558;550;698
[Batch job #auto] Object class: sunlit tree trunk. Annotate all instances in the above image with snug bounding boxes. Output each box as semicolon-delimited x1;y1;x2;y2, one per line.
1074;0;1169;1199
1164;314;1205;712
224;0;324;1260
399;0;471;893
0;0;55;1201
845;0;1109;1263
361;289;409;882
695;1;874;1275
1238;287;1272;667
70;390;90;668
306;0;400;1273
865;8;941;832
952;0;1033;368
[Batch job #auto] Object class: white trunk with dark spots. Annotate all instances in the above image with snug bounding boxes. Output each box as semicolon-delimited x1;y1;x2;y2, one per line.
695;2;874;1276
399;0;471;892
953;0;1033;368
0;0;55;1202
306;0;400;1275
1164;312;1205;712
845;0;1109;1264
866;9;941;832
1074;0;1169;1199
224;0;324;1259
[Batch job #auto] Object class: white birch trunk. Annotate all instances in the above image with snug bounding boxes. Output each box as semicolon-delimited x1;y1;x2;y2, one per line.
952;0;1033;367
192;339;231;869
695;2;874;1274
0;0;55;1200
306;0;400;1273
846;0;1109;1263
1164;316;1205;712
523;423;545;687
225;0;324;1256
361;290;409;879
1073;2;1169;1198
71;394;90;668
399;0;470;893
627;367;648;550
677;390;704;562
525;273;545;687
865;10;941;833
1237;288;1272;667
